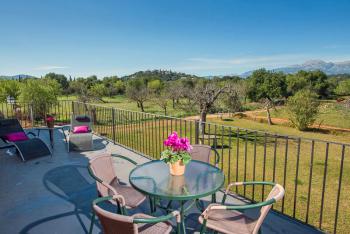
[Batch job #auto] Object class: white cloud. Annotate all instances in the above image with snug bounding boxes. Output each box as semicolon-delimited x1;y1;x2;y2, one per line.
34;65;69;70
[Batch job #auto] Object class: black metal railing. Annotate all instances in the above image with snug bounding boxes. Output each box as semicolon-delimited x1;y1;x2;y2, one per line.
1;100;349;233
0;100;72;127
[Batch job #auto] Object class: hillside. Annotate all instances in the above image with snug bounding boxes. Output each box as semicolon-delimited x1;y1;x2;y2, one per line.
121;69;199;81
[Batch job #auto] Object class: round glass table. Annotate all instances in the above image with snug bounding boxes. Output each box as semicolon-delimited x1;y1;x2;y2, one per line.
129;160;225;233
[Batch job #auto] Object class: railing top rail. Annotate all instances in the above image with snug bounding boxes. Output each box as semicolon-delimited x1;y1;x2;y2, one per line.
72;101;350;147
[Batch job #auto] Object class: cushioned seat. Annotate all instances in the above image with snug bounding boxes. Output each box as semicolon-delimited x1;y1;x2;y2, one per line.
199;204;257;234
109;177;146;209
133;213;172;234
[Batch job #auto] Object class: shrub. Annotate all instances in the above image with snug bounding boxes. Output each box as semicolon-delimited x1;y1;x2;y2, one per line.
286;90;319;131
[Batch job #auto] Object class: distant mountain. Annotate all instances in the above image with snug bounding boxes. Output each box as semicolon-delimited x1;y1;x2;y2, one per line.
0;74;36;80
241;60;350;77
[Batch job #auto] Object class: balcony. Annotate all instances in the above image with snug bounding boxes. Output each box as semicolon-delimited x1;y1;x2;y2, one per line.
0;101;348;233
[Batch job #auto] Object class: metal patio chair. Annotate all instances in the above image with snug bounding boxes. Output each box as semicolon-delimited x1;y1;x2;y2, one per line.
88;153;148;233
191;144;221;204
0;118;52;161
198;181;285;234
91;196;180;234
68;114;93;152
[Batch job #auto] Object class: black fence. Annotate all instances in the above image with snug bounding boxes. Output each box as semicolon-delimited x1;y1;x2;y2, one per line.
1;100;349;233
71;101;350;234
0;100;72;128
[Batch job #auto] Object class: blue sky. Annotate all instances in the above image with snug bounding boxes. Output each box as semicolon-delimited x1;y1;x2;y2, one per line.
1;0;350;77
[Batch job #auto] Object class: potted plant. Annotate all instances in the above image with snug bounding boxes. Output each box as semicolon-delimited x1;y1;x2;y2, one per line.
161;131;192;176
46;115;55;128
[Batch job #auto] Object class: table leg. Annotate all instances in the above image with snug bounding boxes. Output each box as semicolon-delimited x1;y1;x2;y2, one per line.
180;200;186;234
49;128;54;148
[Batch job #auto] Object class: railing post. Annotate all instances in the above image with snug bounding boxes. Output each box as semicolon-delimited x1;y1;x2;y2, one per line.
195;120;200;144
30;103;34;128
71;101;75;115
112;108;116;144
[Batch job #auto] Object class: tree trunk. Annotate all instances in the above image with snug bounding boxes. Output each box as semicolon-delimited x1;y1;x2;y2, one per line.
164;107;167;116
139;102;145;112
172;99;175;108
199;109;207;135
266;105;272;125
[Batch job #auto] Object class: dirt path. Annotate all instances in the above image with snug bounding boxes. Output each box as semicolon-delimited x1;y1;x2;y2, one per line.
184;111;350;133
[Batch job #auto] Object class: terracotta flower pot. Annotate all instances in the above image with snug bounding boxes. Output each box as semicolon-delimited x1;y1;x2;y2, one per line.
169;160;186;176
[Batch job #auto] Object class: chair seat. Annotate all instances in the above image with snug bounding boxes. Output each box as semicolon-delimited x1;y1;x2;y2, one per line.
132;213;172;234
13;138;51;160
109;178;146;209
199;204;257;234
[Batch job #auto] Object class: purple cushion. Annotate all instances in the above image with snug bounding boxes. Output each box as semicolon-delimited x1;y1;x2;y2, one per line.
73;125;89;134
5;132;29;142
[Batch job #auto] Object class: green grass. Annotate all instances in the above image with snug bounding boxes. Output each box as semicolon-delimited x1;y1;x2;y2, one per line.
59;95;194;118
209;117;350;144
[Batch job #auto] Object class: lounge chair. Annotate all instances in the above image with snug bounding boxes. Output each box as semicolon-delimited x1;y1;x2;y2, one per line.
0;119;52;161
91;196;180;234
68;114;93;152
198;181;285;234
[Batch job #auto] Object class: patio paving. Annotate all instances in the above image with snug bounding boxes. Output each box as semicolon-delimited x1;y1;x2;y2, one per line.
0;129;323;234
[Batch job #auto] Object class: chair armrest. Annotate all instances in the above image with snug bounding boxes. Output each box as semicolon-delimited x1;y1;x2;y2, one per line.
133;211;181;224
223;181;276;203
201;199;276;219
93;195;126;207
111;154;138;165
211;147;221;167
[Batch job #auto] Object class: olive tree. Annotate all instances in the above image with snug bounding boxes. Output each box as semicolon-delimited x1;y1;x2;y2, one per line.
247;69;287;125
125;78;150;112
19;78;61;119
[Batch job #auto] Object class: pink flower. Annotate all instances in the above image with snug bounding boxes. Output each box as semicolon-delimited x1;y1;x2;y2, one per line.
163;131;192;152
46;116;55;122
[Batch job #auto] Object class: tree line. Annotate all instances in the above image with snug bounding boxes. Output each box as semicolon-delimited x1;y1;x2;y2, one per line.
0;69;349;131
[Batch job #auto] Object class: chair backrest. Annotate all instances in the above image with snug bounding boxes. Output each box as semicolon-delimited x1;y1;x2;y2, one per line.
89;154;117;197
93;203;137;234
253;184;285;233
190;144;212;164
0;119;24;138
71;114;92;131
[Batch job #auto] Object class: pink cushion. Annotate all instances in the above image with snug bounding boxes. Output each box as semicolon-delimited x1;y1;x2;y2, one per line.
5;132;29;142
73;125;89;134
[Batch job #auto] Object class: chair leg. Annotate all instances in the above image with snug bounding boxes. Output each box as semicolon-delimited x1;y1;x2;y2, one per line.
211;193;216;203
89;212;95;234
200;219;207;234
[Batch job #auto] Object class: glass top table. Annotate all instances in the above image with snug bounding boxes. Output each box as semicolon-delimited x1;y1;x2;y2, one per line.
129;160;225;201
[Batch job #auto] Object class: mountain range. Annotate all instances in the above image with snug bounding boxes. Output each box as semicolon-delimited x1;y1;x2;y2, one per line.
2;60;350;80
241;60;350;77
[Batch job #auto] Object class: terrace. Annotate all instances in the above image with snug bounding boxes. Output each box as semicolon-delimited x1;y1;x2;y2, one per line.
0;100;349;233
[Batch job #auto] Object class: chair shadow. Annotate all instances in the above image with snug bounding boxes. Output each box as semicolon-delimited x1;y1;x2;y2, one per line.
19;164;101;234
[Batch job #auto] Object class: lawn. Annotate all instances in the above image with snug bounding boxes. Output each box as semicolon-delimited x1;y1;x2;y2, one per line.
59;95;195;118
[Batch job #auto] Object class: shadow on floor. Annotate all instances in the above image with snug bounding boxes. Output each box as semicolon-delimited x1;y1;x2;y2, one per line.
19;164;99;234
